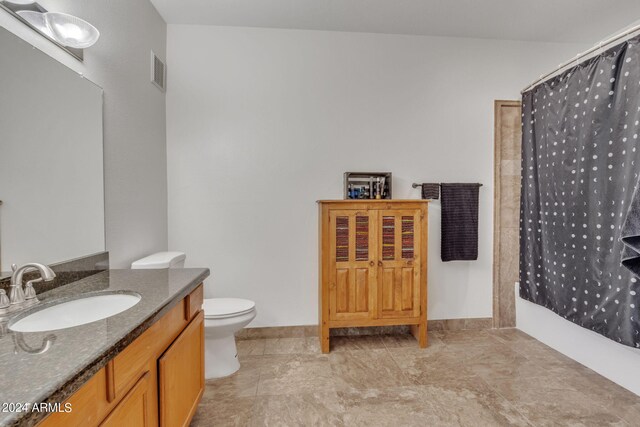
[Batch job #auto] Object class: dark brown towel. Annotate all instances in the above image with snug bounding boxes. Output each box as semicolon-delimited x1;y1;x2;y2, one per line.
421;183;440;200
440;183;480;261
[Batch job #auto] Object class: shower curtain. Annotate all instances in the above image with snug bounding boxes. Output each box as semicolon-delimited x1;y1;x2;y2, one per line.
520;35;640;347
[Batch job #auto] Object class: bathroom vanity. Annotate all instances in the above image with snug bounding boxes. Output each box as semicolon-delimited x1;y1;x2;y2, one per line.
318;200;429;353
0;268;209;427
0;15;208;427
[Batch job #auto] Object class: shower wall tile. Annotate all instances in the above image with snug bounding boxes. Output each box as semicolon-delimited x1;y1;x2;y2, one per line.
498;280;517;327
499;105;522;160
500;177;521;229
494;101;522;328
500;159;520;176
498;228;519;284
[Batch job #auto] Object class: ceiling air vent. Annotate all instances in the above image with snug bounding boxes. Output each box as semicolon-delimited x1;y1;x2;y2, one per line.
151;51;166;92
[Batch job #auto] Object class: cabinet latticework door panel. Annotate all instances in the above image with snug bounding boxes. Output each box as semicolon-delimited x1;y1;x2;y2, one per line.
329;210;377;321
377;210;421;319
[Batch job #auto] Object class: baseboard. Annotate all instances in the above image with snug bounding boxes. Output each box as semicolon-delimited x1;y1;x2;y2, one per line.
236;325;318;340
236;317;493;340
428;317;493;331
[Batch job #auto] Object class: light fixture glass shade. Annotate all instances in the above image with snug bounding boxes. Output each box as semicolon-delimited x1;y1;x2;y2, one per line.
44;12;99;49
16;10;53;38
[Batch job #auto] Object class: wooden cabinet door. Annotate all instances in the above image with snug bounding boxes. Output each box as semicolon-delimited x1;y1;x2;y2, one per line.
100;372;152;427
328;210;378;321
377;210;422;319
158;311;204;427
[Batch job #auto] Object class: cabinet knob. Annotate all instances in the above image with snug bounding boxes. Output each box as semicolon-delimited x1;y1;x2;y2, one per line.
378;261;383;267
369;261;375;267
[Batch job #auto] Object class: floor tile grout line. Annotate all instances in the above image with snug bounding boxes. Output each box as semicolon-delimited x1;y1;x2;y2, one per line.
249;366;261;426
246;389;259;427
502;338;596;381
475;375;537;427
382;340;427;387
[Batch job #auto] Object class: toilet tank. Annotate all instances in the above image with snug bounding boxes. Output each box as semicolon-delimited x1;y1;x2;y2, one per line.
131;252;186;269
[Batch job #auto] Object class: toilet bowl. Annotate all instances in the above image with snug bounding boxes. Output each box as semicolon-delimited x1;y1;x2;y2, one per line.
130;252;256;379
203;298;256;378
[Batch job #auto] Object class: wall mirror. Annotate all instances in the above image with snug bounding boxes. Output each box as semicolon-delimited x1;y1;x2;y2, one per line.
0;27;105;275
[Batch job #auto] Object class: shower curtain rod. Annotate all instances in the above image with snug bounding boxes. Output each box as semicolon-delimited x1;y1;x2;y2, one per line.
521;22;640;94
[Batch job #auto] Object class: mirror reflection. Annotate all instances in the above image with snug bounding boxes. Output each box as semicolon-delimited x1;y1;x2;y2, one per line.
0;27;105;274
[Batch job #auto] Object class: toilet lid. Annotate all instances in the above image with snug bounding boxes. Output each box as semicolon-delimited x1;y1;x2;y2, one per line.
203;298;255;319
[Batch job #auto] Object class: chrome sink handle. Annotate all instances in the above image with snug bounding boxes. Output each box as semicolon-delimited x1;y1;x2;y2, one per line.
0;289;9;309
24;278;41;300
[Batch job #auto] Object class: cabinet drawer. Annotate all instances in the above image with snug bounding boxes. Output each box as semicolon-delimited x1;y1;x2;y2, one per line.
185;284;203;321
159;311;204;427
113;300;187;397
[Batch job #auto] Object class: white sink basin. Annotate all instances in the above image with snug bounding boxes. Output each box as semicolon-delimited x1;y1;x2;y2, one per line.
10;293;141;333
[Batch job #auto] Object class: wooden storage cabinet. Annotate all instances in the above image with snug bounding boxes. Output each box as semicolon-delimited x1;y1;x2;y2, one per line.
38;284;204;427
319;201;428;353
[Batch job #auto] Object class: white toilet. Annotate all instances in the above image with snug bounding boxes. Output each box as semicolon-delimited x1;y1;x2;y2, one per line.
131;252;256;379
202;297;256;378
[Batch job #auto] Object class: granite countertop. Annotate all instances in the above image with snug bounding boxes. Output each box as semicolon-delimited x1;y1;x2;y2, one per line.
0;268;210;427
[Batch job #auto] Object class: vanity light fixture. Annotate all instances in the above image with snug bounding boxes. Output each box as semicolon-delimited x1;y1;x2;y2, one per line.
0;1;99;60
15;10;52;37
44;12;100;49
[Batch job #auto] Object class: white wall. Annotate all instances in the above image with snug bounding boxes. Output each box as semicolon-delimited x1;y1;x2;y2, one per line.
166;25;586;327
1;0;168;268
517;284;640;395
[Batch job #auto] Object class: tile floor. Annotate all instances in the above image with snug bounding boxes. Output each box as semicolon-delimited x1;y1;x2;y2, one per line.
191;329;640;426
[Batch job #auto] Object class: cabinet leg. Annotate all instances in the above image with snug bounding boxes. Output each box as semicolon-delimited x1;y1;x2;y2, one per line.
320;324;330;353
410;323;428;348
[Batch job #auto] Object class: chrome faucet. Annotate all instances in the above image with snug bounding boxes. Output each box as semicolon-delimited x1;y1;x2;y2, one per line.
0;263;56;316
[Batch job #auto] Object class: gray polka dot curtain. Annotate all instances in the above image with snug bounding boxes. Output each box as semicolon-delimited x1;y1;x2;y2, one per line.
520;35;640;347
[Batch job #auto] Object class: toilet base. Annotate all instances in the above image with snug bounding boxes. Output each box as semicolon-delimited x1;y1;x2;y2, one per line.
205;334;240;379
